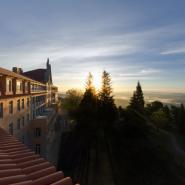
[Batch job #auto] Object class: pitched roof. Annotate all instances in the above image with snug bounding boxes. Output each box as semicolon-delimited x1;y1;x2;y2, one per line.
23;69;47;84
0;128;72;185
0;67;43;85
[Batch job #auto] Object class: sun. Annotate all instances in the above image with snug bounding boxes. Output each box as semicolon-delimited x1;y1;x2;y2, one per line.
92;71;102;90
84;69;102;91
93;75;101;90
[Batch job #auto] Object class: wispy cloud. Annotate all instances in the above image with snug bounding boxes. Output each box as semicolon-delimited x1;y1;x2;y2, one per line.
60;45;133;59
118;68;161;78
161;47;185;55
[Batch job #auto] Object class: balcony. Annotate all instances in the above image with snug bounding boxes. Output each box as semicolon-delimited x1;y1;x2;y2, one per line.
36;108;55;119
30;84;47;94
31;107;57;126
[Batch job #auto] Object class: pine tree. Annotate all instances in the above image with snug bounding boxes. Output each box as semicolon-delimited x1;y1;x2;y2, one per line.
77;73;98;128
85;72;95;92
98;71;117;125
130;91;137;109
129;81;145;113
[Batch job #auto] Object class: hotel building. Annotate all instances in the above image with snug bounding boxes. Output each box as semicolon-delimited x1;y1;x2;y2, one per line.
0;59;58;157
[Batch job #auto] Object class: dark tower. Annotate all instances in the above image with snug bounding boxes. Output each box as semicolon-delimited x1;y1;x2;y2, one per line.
46;58;53;84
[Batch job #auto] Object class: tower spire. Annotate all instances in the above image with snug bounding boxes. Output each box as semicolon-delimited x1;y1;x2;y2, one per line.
47;58;49;66
46;58;52;84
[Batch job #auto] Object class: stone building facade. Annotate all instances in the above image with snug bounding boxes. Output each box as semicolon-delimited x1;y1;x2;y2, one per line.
0;59;58;157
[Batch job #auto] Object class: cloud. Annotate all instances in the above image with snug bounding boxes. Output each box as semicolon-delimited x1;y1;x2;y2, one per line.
118;68;161;78
0;54;8;57
140;69;161;74
0;13;185;93
49;23;185;62
160;47;185;55
59;45;133;59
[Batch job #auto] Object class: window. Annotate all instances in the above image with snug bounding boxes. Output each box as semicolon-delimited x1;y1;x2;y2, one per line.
17;119;21;129
20;82;23;91
27;113;29;122
9;101;13;114
22;117;24;127
35;144;41;154
27;98;30;107
34;128;41;137
9;80;12;92
16;81;23;92
21;99;24;109
25;82;28;92
6;79;12;93
8;80;12;92
0;103;3;118
9;123;13;135
32;111;35;119
17;100;20;111
36;109;39;116
31;84;34;92
16;81;20;91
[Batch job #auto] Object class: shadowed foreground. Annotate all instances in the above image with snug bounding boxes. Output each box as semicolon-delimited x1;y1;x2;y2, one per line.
58;120;185;185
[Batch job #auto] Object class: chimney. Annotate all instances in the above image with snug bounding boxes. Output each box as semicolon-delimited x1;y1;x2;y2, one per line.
12;67;23;74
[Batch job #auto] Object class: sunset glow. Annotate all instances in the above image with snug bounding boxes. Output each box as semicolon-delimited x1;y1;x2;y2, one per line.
0;1;184;94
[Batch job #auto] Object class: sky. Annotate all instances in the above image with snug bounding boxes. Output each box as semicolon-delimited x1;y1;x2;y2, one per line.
0;0;185;94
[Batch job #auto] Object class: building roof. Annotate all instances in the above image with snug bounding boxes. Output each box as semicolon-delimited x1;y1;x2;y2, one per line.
23;59;53;84
0;67;44;85
0;128;72;185
23;69;47;84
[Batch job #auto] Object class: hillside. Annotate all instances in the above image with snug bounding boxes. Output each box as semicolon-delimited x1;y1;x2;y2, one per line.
57;112;185;185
